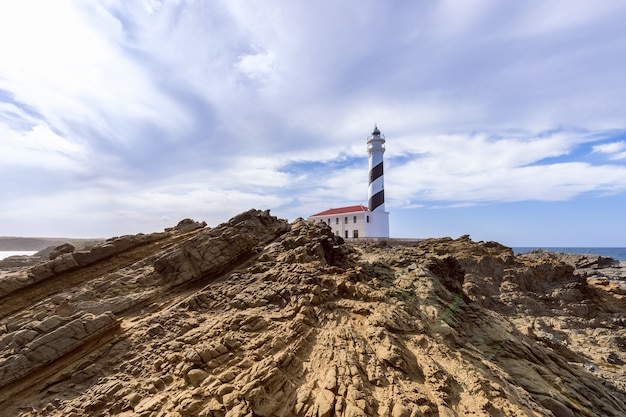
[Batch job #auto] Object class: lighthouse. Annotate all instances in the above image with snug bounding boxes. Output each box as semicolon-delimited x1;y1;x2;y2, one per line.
363;125;389;237
307;125;390;239
367;125;386;212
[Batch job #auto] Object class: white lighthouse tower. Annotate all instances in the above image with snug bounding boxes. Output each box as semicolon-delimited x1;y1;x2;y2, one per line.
307;125;390;239
367;125;386;212
364;125;389;237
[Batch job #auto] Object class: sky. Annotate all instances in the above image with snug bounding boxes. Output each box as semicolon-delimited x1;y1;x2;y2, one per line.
1;0;626;246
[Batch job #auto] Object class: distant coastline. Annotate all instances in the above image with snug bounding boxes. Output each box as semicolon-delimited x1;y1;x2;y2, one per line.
0;237;103;261
513;247;626;262
0;236;102;251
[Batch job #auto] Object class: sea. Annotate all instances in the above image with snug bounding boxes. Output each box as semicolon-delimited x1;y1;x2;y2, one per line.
513;247;626;262
0;251;38;260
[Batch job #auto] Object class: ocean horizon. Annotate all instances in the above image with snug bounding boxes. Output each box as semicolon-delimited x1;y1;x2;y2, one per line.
513;247;626;262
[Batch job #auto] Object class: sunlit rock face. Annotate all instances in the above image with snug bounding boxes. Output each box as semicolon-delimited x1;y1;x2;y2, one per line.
0;210;625;416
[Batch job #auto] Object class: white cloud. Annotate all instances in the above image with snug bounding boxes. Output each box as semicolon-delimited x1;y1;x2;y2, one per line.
0;124;85;171
2;1;626;238
236;51;277;82
0;0;189;145
0;170;292;237
593;141;626;160
386;131;626;205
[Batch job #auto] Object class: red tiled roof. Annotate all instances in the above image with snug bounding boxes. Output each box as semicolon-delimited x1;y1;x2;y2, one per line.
309;205;369;217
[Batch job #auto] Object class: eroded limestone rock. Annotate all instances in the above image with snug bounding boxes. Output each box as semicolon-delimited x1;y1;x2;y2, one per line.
1;214;625;417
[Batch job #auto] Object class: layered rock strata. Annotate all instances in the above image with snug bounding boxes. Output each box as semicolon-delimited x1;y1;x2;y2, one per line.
0;212;624;417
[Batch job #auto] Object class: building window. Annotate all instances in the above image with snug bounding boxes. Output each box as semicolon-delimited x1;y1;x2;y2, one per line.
353;230;359;238
344;217;348;224
328;218;330;224
366;215;370;223
336;231;339;236
345;230;348;238
353;216;357;223
336;218;339;225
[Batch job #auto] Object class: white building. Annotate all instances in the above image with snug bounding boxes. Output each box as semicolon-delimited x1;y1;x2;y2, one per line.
308;126;390;238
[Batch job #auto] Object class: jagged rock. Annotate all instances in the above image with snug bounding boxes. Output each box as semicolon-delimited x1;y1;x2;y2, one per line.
165;218;208;233
48;243;75;260
71;233;158;266
30;252;79;279
153;209;289;286
1;212;625;416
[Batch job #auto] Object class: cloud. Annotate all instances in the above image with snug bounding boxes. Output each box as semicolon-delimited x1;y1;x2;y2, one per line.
2;0;626;239
261;127;626;216
0;1;190;149
0;164;292;237
236;51;277;82
593;141;626;160
386;130;626;205
0;124;85;172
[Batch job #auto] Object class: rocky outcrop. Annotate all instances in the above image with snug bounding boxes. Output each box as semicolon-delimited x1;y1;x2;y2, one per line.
153;209;289;286
0;312;118;388
47;243;75;260
0;239;106;272
0;232;162;300
0;218;217;301
424;237;626;395
165;218;208;233
0;213;625;416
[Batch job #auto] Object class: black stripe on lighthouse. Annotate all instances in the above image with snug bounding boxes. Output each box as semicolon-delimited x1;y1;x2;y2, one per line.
368;160;385;211
369;161;384;183
369;189;385;212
